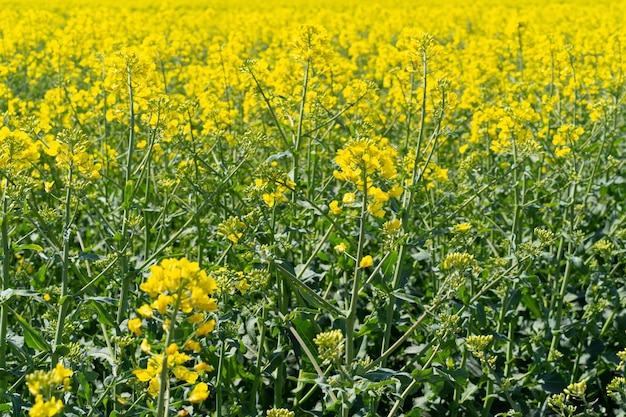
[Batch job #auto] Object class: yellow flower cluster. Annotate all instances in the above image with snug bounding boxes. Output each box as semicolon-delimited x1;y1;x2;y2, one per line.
313;329;345;364
132;258;217;405
0;126;39;175
133;342;209;397
26;363;73;417
333;137;403;218
139;258;218;316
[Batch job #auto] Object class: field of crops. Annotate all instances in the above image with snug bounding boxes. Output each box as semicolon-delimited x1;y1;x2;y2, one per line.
2;0;626;416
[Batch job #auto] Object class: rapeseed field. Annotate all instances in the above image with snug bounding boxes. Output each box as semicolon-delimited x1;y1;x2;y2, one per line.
2;0;626;415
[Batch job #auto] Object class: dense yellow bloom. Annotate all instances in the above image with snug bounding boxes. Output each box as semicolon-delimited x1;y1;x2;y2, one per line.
29;395;63;417
140;258;217;315
133;346;198;396
334;137;398;186
26;364;73;397
0;126;39;173
26;364;72;417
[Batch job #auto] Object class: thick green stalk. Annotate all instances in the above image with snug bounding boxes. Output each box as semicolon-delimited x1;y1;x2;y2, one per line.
51;162;73;367
216;339;225;417
0;191;9;390
381;50;428;366
483;132;524;416
548;179;578;358
116;64;136;326
293;57;310;200
345;174;368;366
251;305;267;412
156;290;182;417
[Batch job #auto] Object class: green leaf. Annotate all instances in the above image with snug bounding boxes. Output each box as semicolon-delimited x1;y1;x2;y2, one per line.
460;381;478;403
363;367;411;381
521;293;542;318
274;259;342;316
0;289;43;303
33;264;47;286
12;243;44;252
76;371;93;404
78;252;102;261
9;308;50;352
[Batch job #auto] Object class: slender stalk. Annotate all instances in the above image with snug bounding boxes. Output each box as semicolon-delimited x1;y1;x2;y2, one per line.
216;338;225;417
156;290;182;417
51;161;73;367
0;188;9;390
387;344;440;417
293;57;310;199
250;304;267;412
116;64;136;326
548;179;578;358
346;171;368;366
381;49;430;369
483;131;524;416
242;65;290;148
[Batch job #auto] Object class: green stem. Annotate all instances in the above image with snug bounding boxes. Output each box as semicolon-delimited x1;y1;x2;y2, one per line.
549;180;578;359
346;172;368;366
0;189;9;390
243;65;290;149
52;162;73;367
251;304;267;412
387;344;440;417
117;65;136;326
216;338;225;417
293;57;310;199
382;50;431;370
156;289;182;417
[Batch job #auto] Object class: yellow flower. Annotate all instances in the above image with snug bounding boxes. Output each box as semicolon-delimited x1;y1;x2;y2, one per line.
183;340;201;353
555;147;571;158
172;367;198;384
235;278;251;294
50;363;73;385
194;362;214;372
196;319;216;337
140;339;151;353
334;242;347;253
29;395;63;417
127;318;143;336
137;304;153;318
187;313;204;323
342;193;355;204
188;382;209;403
453;222;472;233
44;181;54;193
359;255;373;268
388;183;403;198
329;200;342;215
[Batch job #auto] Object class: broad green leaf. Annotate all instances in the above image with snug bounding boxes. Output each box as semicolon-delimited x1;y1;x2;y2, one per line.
9;308;50;352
